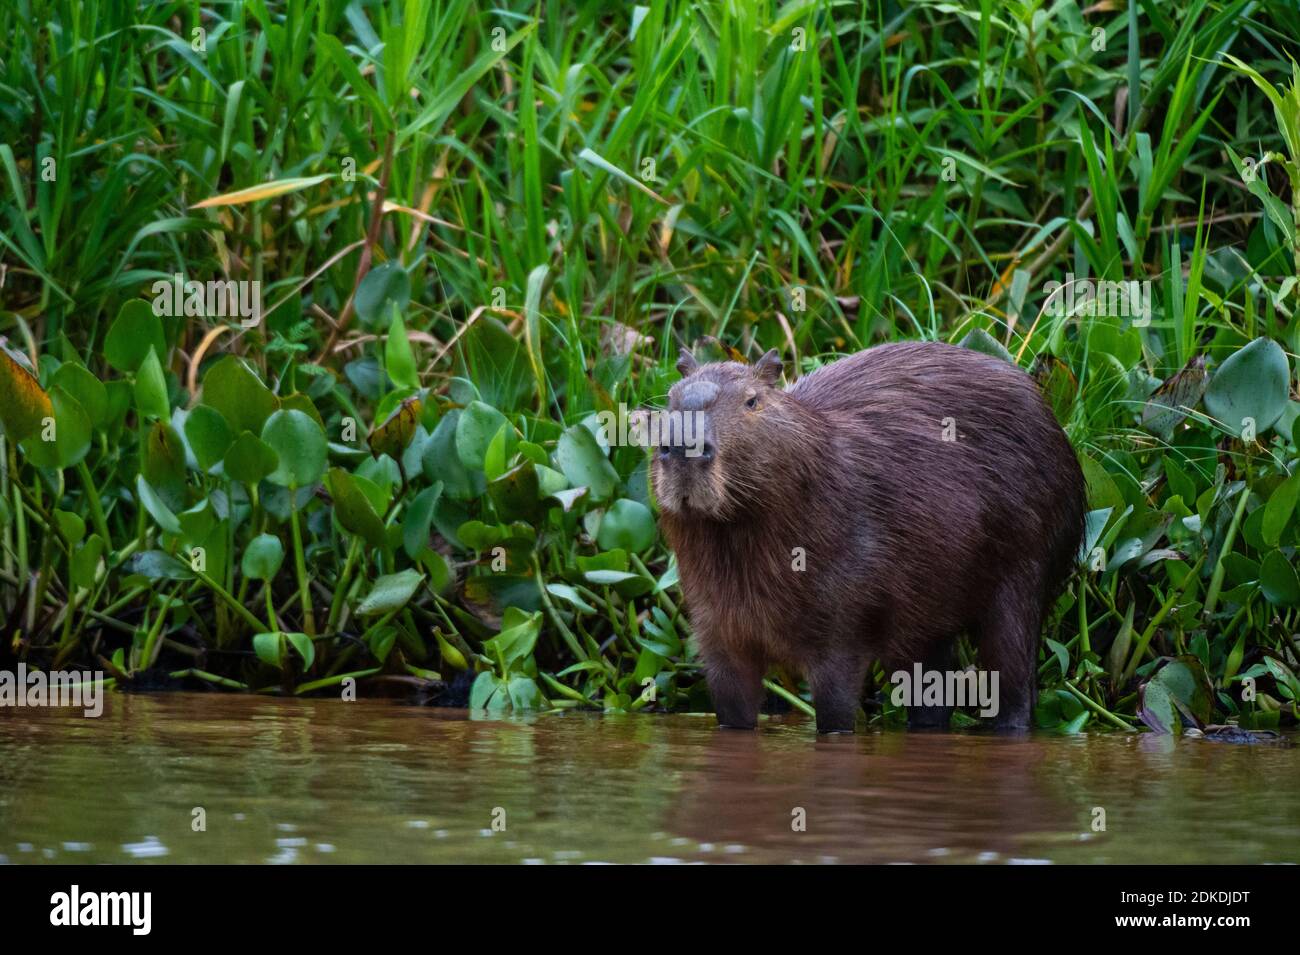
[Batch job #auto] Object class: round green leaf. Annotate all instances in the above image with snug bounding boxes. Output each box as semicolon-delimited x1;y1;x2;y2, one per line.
51;362;107;427
1263;471;1300;548
20;385;91;469
201;355;278;435
242;533;285;580
262;409;327;487
326;467;387;550
1205;337;1291;437
1260;550;1300;606
456;401;510;471
555;423;618;501
184;404;234;471
0;342;52;443
223;431;279;486
253;632;284;668
402;482;443;559
596;498;657;552
135;474;182;535
357;569;424;615
104;299;166;373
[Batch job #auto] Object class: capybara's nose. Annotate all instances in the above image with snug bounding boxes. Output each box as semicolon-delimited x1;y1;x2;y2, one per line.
697;442;715;461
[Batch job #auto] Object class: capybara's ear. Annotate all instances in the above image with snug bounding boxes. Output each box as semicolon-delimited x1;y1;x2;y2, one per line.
755;348;782;383
677;346;699;377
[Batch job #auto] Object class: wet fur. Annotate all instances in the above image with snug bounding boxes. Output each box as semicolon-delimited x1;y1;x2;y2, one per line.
654;341;1087;733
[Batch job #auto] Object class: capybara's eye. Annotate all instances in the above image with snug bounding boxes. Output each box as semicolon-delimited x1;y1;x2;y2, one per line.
745;396;758;409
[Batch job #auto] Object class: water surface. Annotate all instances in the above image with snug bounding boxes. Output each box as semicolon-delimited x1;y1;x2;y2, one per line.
1;693;1295;864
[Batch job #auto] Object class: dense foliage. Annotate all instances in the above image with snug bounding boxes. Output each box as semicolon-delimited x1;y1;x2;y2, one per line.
1;0;1299;732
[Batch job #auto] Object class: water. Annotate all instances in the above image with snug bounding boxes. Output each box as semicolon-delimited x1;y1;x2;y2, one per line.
1;693;1296;864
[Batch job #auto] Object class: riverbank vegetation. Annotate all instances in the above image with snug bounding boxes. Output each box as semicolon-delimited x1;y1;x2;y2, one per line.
1;0;1299;733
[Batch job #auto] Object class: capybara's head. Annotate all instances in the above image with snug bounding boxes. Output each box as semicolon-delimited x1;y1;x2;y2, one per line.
653;348;797;520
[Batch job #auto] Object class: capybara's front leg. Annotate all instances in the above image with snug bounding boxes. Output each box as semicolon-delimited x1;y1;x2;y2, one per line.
809;650;868;734
705;651;765;730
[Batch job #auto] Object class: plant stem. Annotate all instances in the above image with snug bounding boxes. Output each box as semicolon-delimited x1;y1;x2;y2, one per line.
288;488;316;635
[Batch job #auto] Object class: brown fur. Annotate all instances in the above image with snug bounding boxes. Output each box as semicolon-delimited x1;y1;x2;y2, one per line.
653;341;1086;733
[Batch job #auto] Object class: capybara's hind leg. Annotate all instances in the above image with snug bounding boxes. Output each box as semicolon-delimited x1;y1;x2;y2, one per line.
907;641;956;731
809;649;869;734
976;582;1043;731
706;651;765;730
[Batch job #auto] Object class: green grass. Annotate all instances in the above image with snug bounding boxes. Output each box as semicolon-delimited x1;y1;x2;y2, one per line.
1;0;1299;732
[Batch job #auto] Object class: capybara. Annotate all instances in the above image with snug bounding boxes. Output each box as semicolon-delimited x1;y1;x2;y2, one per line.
652;341;1086;733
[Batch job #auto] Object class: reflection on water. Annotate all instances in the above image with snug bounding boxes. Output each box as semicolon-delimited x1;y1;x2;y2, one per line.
0;692;1296;864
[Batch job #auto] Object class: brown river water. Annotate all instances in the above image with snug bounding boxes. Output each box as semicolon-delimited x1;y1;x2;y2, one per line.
0;692;1297;864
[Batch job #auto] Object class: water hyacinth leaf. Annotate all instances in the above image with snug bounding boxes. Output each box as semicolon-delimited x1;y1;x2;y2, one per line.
1078;455;1124;512
1204;337;1290;437
285;632;315;670
51;361;107;427
131;549;193;580
483;421;518;481
1158;658;1212;726
420;549;452;594
555;424;618;501
368;395;421;460
0;342;52;443
1262;471;1300;547
143;420;187;503
252;632;283;668
422;410;478;500
1260;550;1300;606
357;569;424;615
456;401;510;471
103;299;166;373
326;467;387;550
241;533;285;580
135;475;182;535
506;676;543;710
470;671;502;710
546;583;597;615
184;404;234;470
354;261;410;329
402;482;443;558
547;486;587;512
1140;355;1208;439
262;409;327;487
201;355;278;435
223;431;279;486
279;392;324;429
69;535;106;591
133;347;170;421
488;461;540;520
20;386;91;469
596;498;656;552
53;509;86;546
384;307;419;389
1137;678;1177;734
457;520;505;550
482;608;543;670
